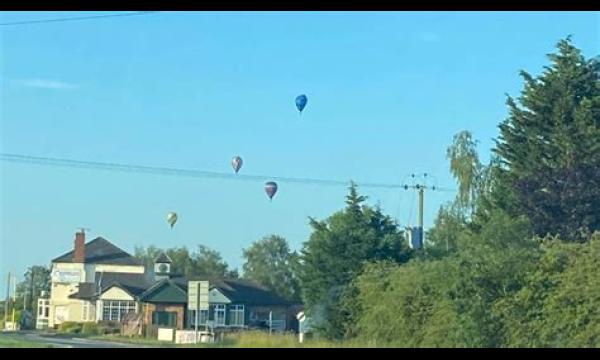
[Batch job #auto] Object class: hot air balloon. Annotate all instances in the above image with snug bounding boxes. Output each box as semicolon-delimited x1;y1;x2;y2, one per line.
231;156;243;174
264;181;278;201
295;94;307;113
166;212;178;229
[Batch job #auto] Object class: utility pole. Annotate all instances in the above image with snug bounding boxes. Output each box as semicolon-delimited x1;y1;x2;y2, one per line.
401;173;454;249
29;270;35;314
418;185;425;247
4;272;10;328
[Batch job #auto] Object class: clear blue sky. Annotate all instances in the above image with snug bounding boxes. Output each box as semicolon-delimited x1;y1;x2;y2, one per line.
1;11;598;295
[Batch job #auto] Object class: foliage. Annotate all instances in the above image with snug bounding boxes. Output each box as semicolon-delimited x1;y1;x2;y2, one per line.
494;36;600;239
300;183;412;339
242;235;301;302
354;210;537;347
447;130;484;216
13;265;51;315
134;244;238;278
81;322;100;336
58;321;83;334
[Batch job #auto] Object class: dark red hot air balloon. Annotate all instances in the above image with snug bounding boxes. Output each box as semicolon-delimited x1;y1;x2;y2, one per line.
265;181;278;201
231;156;243;174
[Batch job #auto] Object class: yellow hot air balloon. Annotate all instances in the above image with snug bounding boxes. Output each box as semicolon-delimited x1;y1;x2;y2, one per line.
166;212;178;229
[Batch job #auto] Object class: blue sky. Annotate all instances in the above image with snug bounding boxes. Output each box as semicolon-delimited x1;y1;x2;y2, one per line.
1;11;599;295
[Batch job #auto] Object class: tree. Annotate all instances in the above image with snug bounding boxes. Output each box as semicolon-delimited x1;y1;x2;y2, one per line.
242;235;301;302
354;210;537;347
191;245;238;278
447;130;484;217
299;183;412;339
14;266;51;316
494;37;600;240
135;245;237;278
494;232;600;347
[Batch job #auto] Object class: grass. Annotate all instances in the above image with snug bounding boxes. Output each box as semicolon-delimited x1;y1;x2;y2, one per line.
88;334;188;347
91;331;382;348
0;335;55;348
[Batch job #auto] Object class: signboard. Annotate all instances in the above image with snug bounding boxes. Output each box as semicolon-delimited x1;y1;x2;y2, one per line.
51;269;82;283
158;328;175;342
175;330;196;344
188;281;209;311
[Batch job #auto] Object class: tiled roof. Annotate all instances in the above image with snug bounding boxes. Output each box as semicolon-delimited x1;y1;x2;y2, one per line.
52;237;143;266
69;272;153;300
172;276;290;306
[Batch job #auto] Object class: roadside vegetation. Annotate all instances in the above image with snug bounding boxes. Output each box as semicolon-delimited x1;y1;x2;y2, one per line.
5;37;598;348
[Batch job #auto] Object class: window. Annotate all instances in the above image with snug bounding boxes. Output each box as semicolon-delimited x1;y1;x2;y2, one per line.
214;304;226;326
229;305;244;326
101;300;136;322
152;311;177;327
188;310;209;326
82;302;89;321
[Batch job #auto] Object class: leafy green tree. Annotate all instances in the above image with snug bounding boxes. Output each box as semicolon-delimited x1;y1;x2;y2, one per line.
447;130;484;216
494;37;600;239
494;232;600;347
354;210;536;347
191;245;238;278
242;235;301;301
300;183;411;339
135;245;237;278
14;266;51;315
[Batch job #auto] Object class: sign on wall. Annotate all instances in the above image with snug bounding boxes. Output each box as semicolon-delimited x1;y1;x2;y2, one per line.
175;330;197;344
188;281;209;311
51;269;82;283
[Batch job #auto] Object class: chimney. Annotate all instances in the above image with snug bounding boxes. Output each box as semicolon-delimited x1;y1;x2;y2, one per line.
74;230;85;263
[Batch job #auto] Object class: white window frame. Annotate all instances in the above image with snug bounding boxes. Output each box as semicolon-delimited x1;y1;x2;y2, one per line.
228;305;245;326
101;300;136;322
214;304;226;326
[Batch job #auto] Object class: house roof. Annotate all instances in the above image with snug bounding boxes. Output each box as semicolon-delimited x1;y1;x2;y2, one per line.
52;237;143;266
69;271;291;307
69;272;152;300
154;252;173;264
172;276;290;306
139;279;187;303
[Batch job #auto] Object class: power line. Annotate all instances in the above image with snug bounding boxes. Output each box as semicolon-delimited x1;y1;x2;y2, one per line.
0;11;161;27
0;153;456;192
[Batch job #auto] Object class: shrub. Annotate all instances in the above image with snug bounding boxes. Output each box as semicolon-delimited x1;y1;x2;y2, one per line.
81;322;100;336
59;322;83;334
97;321;121;335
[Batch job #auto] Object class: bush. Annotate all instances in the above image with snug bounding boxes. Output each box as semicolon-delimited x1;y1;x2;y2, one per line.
59;321;83;334
81;322;100;336
97;321;121;335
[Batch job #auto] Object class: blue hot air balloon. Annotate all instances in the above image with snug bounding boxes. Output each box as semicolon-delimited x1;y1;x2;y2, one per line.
295;94;307;113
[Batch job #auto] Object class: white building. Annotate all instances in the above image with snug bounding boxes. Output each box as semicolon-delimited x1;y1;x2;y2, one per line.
44;231;148;328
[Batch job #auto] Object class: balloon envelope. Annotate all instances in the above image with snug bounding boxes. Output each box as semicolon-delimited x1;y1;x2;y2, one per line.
264;181;278;200
231;156;243;174
166;212;178;228
295;94;307;113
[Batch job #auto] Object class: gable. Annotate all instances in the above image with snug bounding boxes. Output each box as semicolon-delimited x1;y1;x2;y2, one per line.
100;286;135;301
142;282;187;304
210;288;231;304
